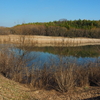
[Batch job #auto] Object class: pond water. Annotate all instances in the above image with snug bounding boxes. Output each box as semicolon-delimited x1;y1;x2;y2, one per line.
0;44;100;68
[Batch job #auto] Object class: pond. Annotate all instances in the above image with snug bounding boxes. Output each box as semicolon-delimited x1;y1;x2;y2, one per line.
0;44;100;68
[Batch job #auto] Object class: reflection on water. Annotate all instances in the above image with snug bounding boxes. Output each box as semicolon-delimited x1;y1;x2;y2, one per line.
0;44;100;68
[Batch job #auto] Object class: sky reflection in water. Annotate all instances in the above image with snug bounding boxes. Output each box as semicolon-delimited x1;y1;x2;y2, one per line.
0;44;100;68
11;47;100;68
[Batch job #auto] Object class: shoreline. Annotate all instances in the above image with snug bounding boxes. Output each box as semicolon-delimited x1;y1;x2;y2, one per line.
0;35;100;46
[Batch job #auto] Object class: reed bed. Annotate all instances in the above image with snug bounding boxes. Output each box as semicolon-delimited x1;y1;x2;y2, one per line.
0;35;100;47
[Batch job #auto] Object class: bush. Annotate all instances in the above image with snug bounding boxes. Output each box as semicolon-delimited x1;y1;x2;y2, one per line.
0;46;100;93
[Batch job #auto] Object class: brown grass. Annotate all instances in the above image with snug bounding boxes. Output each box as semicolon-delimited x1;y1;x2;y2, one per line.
0;72;100;100
0;74;36;100
0;35;100;46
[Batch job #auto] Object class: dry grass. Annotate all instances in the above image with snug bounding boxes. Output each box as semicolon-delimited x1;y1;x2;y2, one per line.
0;74;100;100
0;74;37;100
0;35;100;46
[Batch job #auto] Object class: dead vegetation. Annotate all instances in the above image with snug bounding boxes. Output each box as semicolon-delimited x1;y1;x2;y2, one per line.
0;35;100;46
0;45;100;99
0;46;100;93
0;74;37;100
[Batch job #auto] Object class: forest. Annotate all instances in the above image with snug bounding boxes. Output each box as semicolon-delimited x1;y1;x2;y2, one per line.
0;19;100;38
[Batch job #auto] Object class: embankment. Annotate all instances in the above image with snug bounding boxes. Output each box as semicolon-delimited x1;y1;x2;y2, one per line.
0;35;100;46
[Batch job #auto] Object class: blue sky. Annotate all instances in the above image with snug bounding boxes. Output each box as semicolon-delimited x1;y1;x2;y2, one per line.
0;0;100;27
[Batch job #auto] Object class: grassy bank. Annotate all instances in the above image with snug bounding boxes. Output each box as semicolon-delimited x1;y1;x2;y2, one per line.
0;35;100;46
1;74;100;100
0;74;35;100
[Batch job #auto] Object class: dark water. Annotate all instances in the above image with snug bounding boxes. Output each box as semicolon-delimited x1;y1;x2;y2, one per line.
0;44;100;68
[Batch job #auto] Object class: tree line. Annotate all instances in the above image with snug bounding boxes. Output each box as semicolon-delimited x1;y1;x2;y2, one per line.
0;19;100;38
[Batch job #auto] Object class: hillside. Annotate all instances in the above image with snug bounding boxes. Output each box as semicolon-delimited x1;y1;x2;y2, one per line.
0;74;100;100
0;74;35;100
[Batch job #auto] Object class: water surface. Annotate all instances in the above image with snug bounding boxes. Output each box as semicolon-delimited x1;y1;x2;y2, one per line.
0;44;100;68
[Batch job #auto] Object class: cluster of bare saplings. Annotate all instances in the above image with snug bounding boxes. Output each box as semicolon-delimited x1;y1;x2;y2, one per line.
0;46;100;93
